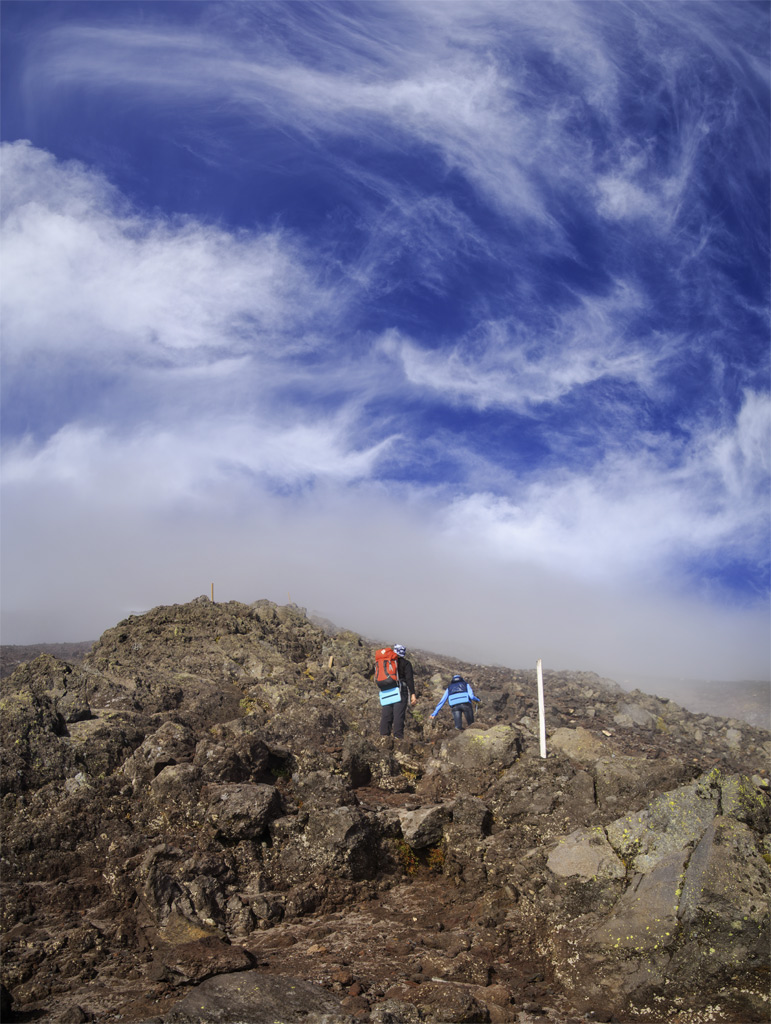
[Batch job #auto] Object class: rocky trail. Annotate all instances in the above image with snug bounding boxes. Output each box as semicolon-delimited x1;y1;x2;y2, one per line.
1;598;769;1023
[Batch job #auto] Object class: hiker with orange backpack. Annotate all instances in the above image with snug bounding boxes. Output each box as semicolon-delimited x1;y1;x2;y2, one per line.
374;644;417;740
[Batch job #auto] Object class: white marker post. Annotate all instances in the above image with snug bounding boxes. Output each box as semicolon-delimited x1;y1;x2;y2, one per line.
536;658;547;759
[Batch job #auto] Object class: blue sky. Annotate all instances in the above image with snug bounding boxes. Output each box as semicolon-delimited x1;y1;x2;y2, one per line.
1;1;769;683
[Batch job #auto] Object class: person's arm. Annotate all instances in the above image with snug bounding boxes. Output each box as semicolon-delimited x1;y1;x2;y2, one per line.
430;690;449;717
403;659;415;691
467;684;481;703
403;660;417;704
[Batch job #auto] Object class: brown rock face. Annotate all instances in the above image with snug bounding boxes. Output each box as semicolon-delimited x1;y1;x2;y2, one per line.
1;598;769;1023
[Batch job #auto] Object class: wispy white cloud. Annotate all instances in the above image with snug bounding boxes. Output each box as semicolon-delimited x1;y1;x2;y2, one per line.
380;283;671;413
706;390;771;505
1;141;332;364
1;414;397;503
440;388;770;583
341;190;495;297
21;8;599;227
22;0;763;253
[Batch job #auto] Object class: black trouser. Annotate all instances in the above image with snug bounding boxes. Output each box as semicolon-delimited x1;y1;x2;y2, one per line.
380;689;409;738
451;701;474;730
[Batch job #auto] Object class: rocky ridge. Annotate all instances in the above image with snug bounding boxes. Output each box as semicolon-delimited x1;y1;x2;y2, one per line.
1;597;769;1023
0;643;94;682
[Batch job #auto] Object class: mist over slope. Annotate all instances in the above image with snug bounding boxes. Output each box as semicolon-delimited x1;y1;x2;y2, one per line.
615;673;769;731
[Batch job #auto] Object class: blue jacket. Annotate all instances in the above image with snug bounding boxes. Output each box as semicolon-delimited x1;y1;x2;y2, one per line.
431;680;480;717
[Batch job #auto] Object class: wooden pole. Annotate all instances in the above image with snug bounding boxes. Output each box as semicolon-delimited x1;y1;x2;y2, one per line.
211;582;214;603
537;658;546;759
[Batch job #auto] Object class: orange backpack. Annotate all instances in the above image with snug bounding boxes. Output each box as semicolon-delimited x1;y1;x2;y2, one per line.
374;647;399;691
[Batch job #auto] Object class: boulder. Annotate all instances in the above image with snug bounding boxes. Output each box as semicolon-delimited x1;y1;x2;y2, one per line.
549;726;607;762
65;710;146;778
193;718;272;783
203;783;281;841
268;805;383;884
154;936;254;984
669;816;771;1021
560;769;599;826
605;777;718;872
440;723;521;772
0;654;92;722
167;969;347;1022
613;702;657;730
405;980;491;1022
592;754;694;814
0;688;71;794
719;772;771;831
451;794;492;833
547;827;626;881
397;803;451;848
300;805;382;880
590;848;687;950
294;770;356;808
550;772;771;1021
262;698;350;766
149;763;204;820
122;721;197;784
679;815;770;931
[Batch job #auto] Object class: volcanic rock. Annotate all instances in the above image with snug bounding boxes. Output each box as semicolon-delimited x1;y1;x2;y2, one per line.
1;597;768;1023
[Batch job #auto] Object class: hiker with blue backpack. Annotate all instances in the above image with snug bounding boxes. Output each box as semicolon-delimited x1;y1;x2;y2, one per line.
374;644;417;740
430;674;480;730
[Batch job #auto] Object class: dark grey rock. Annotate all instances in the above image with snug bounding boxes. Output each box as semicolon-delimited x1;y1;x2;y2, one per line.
203;782;281;841
167;970;348;1023
397;803;451;848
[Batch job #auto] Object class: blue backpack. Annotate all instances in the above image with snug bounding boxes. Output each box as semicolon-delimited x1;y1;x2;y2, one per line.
447;676;469;706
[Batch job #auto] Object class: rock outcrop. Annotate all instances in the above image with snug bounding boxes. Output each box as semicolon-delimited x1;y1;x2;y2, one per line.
1;598;769;1023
